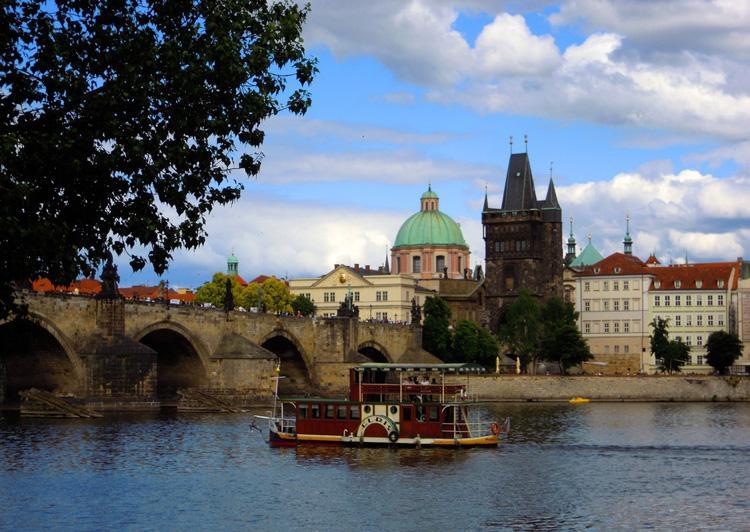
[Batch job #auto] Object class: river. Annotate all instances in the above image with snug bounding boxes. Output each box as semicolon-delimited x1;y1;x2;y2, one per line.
1;403;749;531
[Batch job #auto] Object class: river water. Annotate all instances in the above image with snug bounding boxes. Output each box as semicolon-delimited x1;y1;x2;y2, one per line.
1;403;749;531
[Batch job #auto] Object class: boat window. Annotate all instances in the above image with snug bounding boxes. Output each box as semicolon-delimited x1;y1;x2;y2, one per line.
350;405;360;419
325;405;335;419
429;406;439;422
299;404;308;419
402;406;411;421
311;404;320;419
444;407;454;423
416;405;425;422
337;405;348;419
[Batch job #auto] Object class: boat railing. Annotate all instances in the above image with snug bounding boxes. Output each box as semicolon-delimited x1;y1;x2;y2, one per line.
353;383;466;401
440;421;498;439
271;416;297;434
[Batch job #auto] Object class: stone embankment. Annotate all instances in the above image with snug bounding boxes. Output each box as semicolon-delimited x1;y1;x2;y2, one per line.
465;375;750;402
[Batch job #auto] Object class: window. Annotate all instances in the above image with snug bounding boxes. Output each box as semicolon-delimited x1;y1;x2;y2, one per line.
675;315;681;327
707;295;713;306
654;295;661;307
664;296;671;306
604;322;610;333
718;280;725;289
686;315;692;327
382;291;388;302
376;291;382;302
696;335;703;347
685;295;692;306
708;315;714;326
350;406;360;419
337;405;348;419
330;292;335;302
494;241;500;252
299;404;308;419
382;312;388;321
623;281;630;290
436;255;446;272
584;282;591;292
697;355;705;365
623;300;630;311
685;336;692;346
675;295;681;306
614;345;620;353
354;291;360;302
324;292;329;303
624;321;630;333
718;294;724;306
584;300;591;312
604;345;610;354
325;405;335;419
396;257;401;273
613;322;620;333
603;300;610;311
376;312;382;320
696;295;703;306
613;281;619;291
603;281;609;291
718;314;724;327
614;300;620;311
412;256;421;273
311;404;321;419
584;322;591;334
697;315;703;327
624;345;630;353
675;280;681;289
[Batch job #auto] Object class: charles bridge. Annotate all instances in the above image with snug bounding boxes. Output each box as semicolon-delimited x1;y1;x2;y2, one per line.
0;290;430;410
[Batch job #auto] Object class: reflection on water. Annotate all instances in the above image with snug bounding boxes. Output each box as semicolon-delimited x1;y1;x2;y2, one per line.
2;403;749;531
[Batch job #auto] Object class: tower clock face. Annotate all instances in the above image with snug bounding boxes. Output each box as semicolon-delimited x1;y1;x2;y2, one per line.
339;273;347;284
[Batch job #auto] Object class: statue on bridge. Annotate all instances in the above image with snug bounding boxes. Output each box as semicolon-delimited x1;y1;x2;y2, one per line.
96;252;121;300
410;297;421;326
223;278;234;312
336;292;359;318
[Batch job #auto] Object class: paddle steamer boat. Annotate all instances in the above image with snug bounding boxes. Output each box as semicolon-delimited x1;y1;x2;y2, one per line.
260;362;509;448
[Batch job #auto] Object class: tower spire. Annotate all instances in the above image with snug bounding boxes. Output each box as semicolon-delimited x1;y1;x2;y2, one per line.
483;184;489;211
565;216;577;265
623;213;633;255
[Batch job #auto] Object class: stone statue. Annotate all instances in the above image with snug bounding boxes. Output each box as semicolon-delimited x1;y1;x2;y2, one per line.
223;278;234;312
410;297;421;325
96;252;121;299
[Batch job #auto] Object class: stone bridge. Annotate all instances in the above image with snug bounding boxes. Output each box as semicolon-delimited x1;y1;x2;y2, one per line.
0;291;430;409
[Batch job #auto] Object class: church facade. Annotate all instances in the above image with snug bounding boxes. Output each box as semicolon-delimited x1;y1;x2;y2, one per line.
482;152;563;329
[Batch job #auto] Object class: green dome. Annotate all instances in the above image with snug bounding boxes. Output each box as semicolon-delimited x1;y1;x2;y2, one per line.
227;254;238;264
393;210;467;248
421;188;438;200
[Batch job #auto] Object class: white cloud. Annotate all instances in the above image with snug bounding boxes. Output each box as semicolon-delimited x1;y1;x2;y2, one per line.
668;229;743;259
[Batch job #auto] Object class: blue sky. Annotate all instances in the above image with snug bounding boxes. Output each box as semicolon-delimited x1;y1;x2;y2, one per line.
117;0;750;288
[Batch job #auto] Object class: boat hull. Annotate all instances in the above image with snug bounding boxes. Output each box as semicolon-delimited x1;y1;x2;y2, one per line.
269;429;499;448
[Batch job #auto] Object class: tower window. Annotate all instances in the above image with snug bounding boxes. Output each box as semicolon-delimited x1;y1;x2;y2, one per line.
412;256;421;273
436;255;445;273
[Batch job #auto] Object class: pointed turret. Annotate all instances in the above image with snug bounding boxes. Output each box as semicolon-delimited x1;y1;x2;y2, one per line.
623;214;633;255
483;185;489;211
384;249;390;274
565;216;577;265
543;178;560;209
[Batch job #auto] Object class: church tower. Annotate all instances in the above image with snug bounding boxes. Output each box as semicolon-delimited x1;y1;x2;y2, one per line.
482;149;563;329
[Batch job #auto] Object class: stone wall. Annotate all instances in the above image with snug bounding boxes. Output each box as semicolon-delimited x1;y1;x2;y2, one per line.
463;375;750;402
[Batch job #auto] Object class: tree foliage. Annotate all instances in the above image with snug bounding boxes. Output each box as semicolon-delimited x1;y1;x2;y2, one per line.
252;277;293;314
422;296;452;360
451;319;499;366
539;297;592;374
0;0;317;318
499;290;541;372
706;330;743;375
651;317;690;373
650;317;670;363
291;294;315;317
195;273;249;309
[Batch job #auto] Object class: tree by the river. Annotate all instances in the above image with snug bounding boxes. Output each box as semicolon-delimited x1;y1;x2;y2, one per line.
451;319;499;366
0;0;317;318
499;289;541;373
422;296;452;360
706;330;743;375
195;273;251;309
650;317;689;373
539;297;592;374
291;294;315;317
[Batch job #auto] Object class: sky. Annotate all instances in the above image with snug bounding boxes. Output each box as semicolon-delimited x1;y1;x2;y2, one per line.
116;0;750;289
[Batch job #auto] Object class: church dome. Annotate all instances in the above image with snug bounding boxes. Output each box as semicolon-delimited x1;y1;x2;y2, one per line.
393;187;467;248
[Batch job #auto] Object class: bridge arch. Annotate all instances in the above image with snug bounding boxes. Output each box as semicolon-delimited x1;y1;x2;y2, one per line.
134;320;210;398
357;341;392;363
0;312;84;403
260;328;311;395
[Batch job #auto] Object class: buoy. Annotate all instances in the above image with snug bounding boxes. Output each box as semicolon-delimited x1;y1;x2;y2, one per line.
569;397;591;404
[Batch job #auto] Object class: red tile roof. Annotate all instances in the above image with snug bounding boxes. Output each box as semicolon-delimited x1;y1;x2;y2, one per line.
32;278;102;295
648;262;738;291
575;252;647;277
645;254;661;265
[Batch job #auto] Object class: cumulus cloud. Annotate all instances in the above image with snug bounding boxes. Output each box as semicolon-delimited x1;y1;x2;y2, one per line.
303;0;750;140
557;168;750;262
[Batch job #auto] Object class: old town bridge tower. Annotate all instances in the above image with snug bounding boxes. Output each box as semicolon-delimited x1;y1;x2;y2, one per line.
482;151;563;330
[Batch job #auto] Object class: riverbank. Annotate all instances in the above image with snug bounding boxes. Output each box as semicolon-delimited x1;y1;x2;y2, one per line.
465;375;750;402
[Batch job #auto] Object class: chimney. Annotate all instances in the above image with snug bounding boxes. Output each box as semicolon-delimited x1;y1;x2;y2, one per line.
354;263;359;270
365;265;370;271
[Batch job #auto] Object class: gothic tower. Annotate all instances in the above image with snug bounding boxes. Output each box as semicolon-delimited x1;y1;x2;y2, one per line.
482;151;563;329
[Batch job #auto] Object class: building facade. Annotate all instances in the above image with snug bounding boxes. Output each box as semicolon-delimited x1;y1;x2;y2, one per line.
482;152;563;329
289;264;431;323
